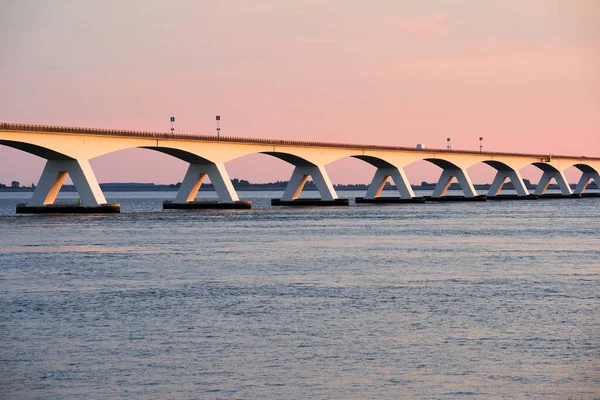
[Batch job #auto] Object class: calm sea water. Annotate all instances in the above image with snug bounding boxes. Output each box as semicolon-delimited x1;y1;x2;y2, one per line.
0;190;599;399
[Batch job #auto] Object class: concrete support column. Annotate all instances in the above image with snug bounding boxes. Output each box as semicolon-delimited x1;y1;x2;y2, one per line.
281;165;338;201
535;170;572;196
174;163;239;203
432;168;477;198
574;171;600;194
487;169;529;196
365;167;415;199
28;159;107;206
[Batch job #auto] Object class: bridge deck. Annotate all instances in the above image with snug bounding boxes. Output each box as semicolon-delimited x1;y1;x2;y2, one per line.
1;122;598;161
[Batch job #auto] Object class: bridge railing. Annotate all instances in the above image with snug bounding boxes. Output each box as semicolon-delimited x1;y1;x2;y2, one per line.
0;121;429;150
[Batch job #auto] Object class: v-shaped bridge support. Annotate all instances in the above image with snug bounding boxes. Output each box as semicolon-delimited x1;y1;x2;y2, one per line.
574;171;600;195
535;170;572;196
28;159;107;206
487;169;529;196
432;168;478;198
281;165;338;201
174;163;239;203
364;167;415;199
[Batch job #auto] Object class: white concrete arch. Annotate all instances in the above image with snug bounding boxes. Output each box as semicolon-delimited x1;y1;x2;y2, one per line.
261;151;316;167
147;147;215;164
143;147;240;204
541;160;600;195
0;129;159;160
419;158;478;198
573;163;600;194
530;162;572;195
0;139;73;160
258;152;337;201
0;137;220;165
0;139;108;206
481;160;529;196
350;155;414;199
350;154;481;199
349;154;484;199
0;139;235;206
574;163;598;173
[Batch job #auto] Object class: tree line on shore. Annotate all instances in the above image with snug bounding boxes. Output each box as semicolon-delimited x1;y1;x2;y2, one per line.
1;178;596;191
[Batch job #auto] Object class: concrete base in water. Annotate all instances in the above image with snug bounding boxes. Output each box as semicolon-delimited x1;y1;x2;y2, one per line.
424;195;488;202
271;198;349;207
163;200;252;210
16;203;120;214
488;194;539;201
355;197;426;204
538;194;581;199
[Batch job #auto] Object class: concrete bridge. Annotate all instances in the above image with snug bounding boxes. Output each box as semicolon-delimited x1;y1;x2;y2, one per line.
1;122;599;212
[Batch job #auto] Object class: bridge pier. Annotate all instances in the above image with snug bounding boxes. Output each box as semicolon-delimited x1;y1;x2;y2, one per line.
431;168;482;199
574;170;599;195
164;163;250;209
355;167;425;204
535;170;572;196
17;159;119;213
272;165;348;206
487;169;530;197
364;167;415;199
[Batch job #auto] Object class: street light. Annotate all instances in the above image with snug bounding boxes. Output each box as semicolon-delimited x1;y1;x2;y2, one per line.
170;117;175;134
479;137;483;153
447;137;451;150
216;115;220;139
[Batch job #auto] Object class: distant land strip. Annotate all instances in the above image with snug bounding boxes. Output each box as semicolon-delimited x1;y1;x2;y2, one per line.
1;179;596;192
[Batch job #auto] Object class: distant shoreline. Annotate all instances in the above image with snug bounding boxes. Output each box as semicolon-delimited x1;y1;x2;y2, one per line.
1;180;595;192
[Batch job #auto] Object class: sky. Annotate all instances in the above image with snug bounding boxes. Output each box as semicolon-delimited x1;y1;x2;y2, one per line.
0;0;598;186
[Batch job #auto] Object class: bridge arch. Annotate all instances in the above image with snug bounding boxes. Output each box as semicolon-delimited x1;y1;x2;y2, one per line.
352;155;395;169
310;153;472;199
572;163;599;194
482;160;519;172
143;147;214;164
0;140;73;160
573;163;598;174
261;152;316;167
331;154;478;199
531;162;560;173
529;162;573;195
256;152;338;201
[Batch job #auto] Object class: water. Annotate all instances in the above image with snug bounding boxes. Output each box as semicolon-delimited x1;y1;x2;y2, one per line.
1;191;599;399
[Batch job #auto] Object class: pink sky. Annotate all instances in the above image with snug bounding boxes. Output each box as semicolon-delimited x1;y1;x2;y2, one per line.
1;1;598;186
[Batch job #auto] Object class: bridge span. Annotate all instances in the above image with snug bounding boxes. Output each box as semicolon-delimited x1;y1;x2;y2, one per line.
1;122;599;212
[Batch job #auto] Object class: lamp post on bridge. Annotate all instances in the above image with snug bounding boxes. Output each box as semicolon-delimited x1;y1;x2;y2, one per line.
170;117;175;134
479;137;483;153
447;137;451;150
216;115;220;139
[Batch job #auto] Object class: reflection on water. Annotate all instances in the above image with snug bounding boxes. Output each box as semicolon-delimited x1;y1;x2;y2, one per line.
0;245;142;254
0;192;599;399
